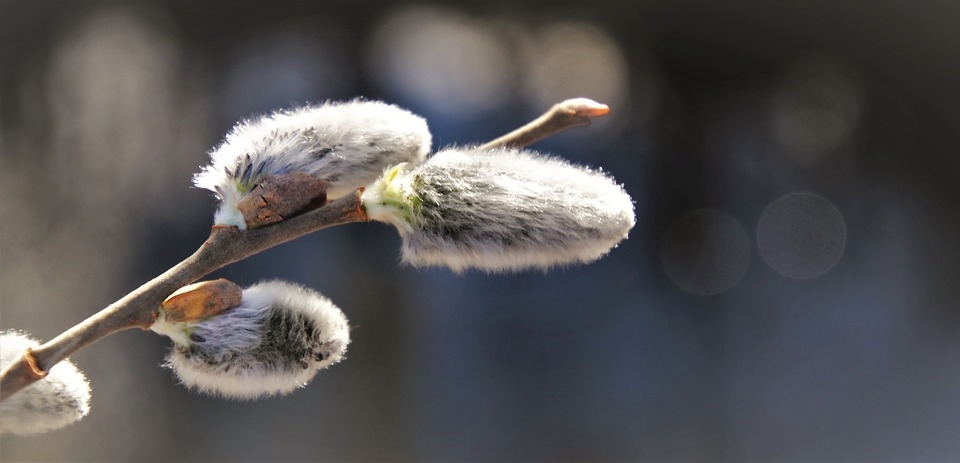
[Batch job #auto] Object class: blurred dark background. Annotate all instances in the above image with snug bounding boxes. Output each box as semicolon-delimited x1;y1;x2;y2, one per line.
2;1;960;461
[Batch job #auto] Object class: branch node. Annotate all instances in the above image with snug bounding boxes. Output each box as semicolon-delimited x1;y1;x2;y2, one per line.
351;187;369;222
209;225;241;243
24;348;48;379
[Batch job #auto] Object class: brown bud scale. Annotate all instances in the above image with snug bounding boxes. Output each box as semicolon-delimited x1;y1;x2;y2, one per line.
236;173;327;228
161;279;243;323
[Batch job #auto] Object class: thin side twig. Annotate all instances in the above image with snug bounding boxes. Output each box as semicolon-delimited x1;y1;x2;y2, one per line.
477;98;610;150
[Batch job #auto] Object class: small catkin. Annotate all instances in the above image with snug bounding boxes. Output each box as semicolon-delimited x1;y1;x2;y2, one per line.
194;99;432;228
151;281;350;400
0;331;91;436
361;147;636;273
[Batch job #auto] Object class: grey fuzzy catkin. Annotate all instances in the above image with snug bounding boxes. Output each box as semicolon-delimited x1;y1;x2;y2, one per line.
361;147;636;272
151;281;350;400
194;99;432;228
0;331;91;435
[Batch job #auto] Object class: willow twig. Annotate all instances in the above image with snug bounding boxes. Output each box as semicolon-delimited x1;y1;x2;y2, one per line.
0;98;610;402
1;193;366;400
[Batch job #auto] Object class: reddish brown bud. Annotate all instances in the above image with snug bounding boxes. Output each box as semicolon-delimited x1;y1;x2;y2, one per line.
161;279;242;323
236;173;327;228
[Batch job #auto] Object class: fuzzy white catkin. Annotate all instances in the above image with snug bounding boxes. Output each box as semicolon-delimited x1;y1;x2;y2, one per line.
194;99;432;228
150;281;350;400
0;331;91;435
361;147;636;272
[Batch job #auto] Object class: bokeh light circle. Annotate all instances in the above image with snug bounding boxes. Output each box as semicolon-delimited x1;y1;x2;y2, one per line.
771;57;863;163
220;25;351;118
757;192;846;279
661;209;752;295
522;21;629;115
368;6;513;118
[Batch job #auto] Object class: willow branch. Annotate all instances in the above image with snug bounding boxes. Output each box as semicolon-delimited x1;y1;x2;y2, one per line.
477;98;610;150
1;192;367;401
0;97;609;402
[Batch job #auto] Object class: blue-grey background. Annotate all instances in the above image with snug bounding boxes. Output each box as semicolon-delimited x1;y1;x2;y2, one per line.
2;1;959;461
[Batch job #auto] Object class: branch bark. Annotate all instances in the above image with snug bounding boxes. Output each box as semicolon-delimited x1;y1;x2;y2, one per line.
0;98;609;402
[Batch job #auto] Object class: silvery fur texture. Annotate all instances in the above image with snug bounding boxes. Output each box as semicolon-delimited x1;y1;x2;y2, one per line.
0;331;91;435
362;147;636;272
194;100;432;228
152;281;350;400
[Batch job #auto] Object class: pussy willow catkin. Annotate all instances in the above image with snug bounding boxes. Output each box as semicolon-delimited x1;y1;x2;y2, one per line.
151;281;350;400
194;100;432;229
0;331;91;435
362;147;635;273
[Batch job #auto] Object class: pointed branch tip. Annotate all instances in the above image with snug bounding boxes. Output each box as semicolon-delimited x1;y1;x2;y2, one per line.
559;98;610;118
477;97;611;150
